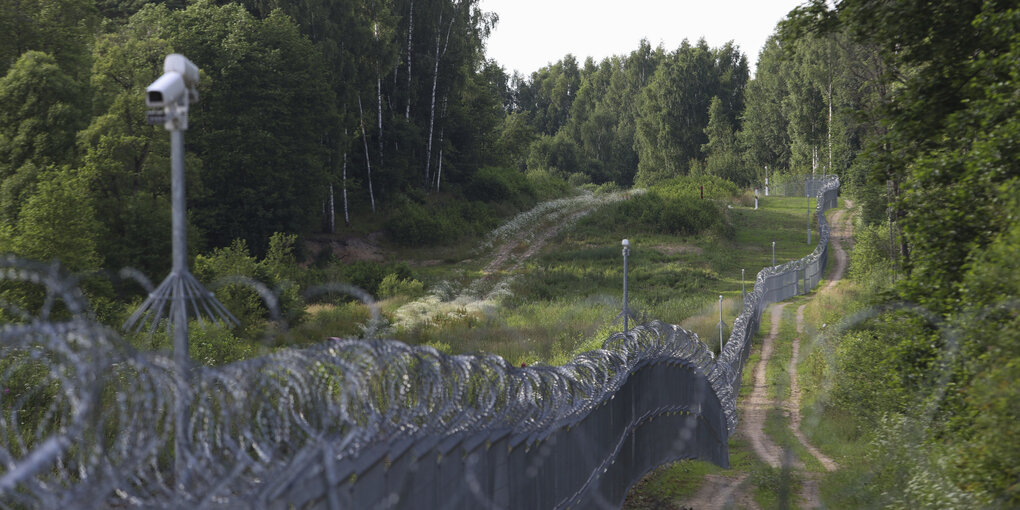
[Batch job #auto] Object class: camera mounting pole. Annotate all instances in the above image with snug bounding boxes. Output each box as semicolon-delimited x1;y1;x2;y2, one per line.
616;239;638;335
125;54;236;490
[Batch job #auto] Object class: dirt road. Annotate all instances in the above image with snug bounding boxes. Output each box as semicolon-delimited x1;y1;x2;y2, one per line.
677;201;853;509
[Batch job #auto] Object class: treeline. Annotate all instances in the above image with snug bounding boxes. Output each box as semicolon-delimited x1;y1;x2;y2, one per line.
0;0;512;274
502;40;749;187
776;1;1017;507
0;0;763;278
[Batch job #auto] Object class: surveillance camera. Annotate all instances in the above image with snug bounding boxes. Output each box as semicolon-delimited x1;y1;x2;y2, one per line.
163;54;199;103
145;54;200;109
145;53;200;130
145;72;186;108
164;54;199;86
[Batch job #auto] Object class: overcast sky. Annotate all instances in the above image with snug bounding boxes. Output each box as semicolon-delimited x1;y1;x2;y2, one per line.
477;0;807;77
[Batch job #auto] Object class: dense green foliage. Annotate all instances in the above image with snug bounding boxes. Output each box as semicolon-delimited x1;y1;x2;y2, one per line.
0;0;760;287
578;176;737;238
775;1;1019;507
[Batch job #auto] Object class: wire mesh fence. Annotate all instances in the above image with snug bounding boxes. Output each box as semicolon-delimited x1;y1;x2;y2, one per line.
718;176;840;429
771;174;837;198
0;177;839;509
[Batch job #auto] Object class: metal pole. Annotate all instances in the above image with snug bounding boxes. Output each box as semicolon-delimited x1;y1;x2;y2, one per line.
170;128;189;489
718;295;724;352
808;187;812;244
171;129;187;276
772;241;776;267
622;239;630;334
742;268;746;297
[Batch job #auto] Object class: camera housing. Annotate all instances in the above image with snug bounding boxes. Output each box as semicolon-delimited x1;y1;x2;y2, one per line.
145;72;186;108
145;54;200;130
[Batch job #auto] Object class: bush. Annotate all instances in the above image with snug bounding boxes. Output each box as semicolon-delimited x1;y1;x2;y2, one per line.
525;168;571;201
650;175;740;200
378;273;425;299
189;323;257;365
193;234;306;332
464;166;531;205
384;197;462;246
647;195;721;235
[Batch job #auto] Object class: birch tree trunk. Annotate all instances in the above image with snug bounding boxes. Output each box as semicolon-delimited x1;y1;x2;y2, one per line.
405;0;414;119
827;79;833;174
358;96;376;213
377;76;384;167
342;149;350;226
435;147;443;191
423;11;443;187
328;183;335;233
424;10;455;189
434;95;448;191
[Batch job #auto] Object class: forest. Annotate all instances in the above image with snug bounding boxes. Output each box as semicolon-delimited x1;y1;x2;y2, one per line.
0;0;1017;507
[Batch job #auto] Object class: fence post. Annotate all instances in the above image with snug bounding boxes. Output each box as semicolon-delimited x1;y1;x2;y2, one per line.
717;295;724;352
620;239;633;334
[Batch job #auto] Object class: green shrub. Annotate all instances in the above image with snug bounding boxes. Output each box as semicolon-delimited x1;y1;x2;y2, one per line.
525;168;571;201
189;323;257;365
193;235;305;330
378;273;425;299
464;166;531;205
648;195;721;235
384;197;461;246
567;172;591;187
650;175;739;200
619;193;722;235
295;302;371;342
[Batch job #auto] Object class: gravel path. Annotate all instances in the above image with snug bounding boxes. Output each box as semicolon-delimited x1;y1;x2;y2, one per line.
744;302;799;470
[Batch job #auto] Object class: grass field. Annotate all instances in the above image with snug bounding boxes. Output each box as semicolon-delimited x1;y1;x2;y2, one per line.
308;193;829;367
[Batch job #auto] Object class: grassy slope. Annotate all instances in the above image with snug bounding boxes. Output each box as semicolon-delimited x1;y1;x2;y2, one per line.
339;194;823;366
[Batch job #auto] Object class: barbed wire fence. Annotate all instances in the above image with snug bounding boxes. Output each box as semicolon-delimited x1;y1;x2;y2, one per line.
0;177;840;509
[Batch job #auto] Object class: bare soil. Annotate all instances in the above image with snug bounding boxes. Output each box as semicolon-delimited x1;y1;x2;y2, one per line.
743;302;799;470
676;473;760;510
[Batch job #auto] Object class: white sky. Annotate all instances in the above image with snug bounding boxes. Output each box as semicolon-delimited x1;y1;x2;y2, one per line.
478;0;807;77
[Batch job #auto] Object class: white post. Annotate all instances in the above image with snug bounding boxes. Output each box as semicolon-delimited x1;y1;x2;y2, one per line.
772;241;776;267
622;239;631;334
718;295;724;352
165;95;191;493
808;188;812;244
